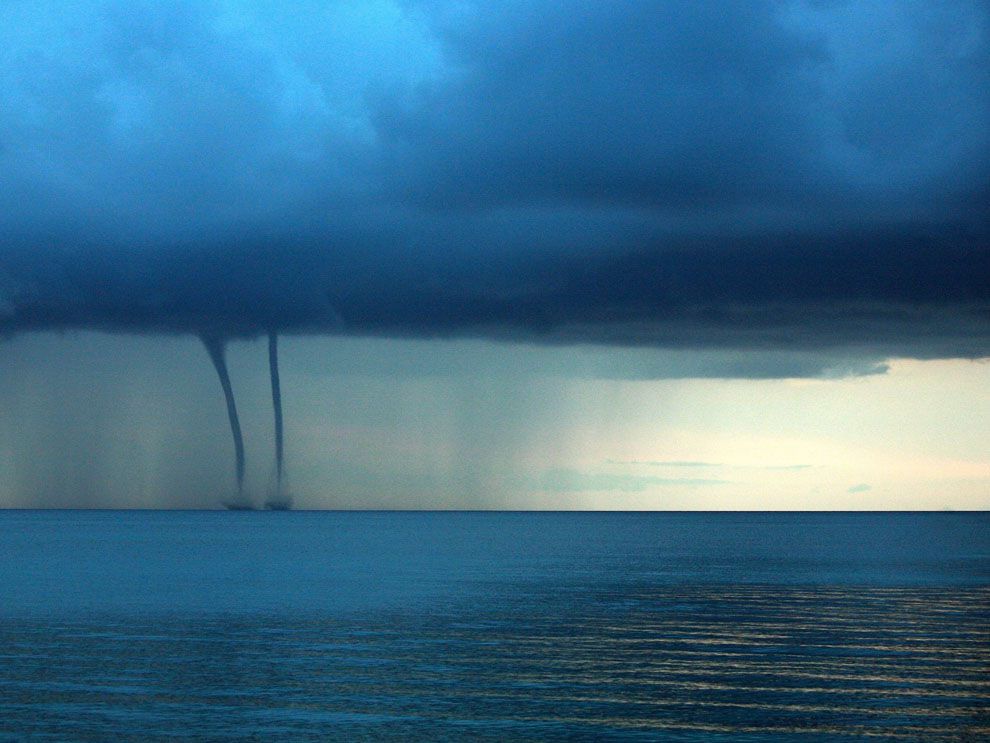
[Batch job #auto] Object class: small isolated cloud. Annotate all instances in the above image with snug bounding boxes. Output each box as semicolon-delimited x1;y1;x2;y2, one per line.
847;483;872;494
530;468;727;493
607;460;813;471
606;460;722;468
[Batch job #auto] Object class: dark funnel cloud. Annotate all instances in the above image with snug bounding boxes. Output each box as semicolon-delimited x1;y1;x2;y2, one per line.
268;332;285;496
1;0;988;373
201;336;246;499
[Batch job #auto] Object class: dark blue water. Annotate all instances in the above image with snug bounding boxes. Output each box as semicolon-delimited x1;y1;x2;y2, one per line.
1;511;988;740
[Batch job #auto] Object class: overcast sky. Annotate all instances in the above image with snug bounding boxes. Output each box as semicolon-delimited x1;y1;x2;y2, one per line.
0;1;987;508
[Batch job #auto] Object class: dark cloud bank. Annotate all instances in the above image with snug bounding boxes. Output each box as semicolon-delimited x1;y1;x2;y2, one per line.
2;0;988;376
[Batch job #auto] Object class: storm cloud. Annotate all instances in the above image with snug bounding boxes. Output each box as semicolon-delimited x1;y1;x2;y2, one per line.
2;0;988;366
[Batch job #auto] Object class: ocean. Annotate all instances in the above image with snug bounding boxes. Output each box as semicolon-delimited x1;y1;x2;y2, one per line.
0;511;987;741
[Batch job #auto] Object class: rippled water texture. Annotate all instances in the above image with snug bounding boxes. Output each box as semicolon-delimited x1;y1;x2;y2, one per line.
1;511;988;740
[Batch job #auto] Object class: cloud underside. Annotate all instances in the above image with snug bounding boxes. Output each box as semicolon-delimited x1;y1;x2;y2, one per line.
1;1;987;370
4;230;987;363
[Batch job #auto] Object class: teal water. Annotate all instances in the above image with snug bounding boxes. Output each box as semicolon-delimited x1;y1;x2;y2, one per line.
1;511;988;740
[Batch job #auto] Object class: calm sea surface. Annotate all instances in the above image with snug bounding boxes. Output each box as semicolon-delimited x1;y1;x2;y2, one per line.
0;511;987;741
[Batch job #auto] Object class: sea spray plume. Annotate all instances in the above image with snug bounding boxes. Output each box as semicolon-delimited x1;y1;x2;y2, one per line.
201;335;247;501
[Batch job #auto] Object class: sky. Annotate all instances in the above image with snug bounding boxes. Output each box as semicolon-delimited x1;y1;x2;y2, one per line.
0;1;987;509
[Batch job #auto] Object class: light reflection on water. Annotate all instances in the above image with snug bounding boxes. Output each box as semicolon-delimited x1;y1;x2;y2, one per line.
0;511;988;740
